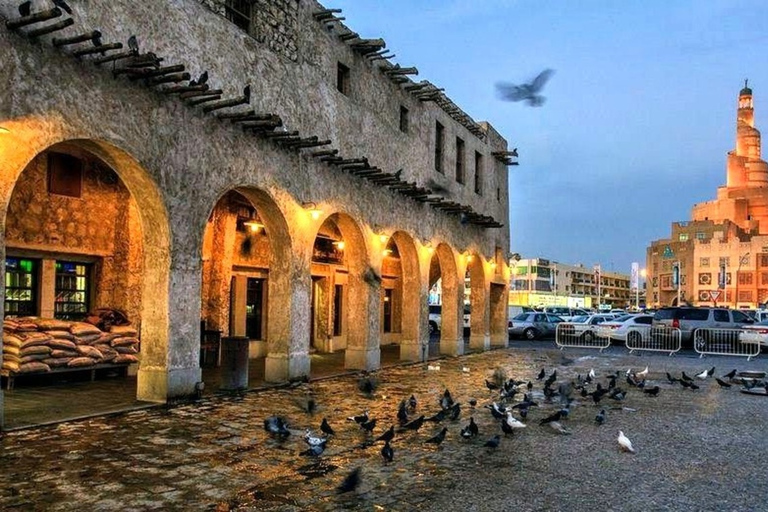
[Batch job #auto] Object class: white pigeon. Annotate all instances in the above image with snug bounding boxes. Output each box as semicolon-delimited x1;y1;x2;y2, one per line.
303;429;327;447
549;421;571;435
636;366;649;379
618;430;636;453
462;367;470;373
588;368;596;379
695;369;709;380
504;411;527;429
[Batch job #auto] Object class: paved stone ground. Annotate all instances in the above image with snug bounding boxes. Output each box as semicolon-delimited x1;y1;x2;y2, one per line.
1;345;767;511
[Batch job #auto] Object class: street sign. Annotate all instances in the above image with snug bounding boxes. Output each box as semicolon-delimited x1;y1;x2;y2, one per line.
709;290;722;302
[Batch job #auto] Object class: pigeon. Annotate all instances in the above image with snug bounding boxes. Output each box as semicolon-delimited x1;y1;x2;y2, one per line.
52;0;73;15
548;421;571;435
608;388;627;401
495;69;555;107
588;368;597;380
440;389;454;410
408;394;418;411
375;426;394;443
468;398;478;408
536;368;546;380
504;412;527;429
484;435;501;449
527;381;533;391
448;402;461;421
348;411;369;424
723;369;737;380
360;418;377;433
715;378;732;388
680;380;699;390
320;418;335;436
263;416;290;437
595;409;606;426
337;467;362;493
425;427;448;446
300;444;325;457
707;366;716;377
460;417;479;438
400;415;425;431
666;372;679;384
426;408;449;423
358;376;377;396
643;386;660;397
381;441;394;462
607;374;617;389
486;379;500;391
487;402;507;420
127;35;139;55
18;1;31;16
696;369;709;380
681;371;694;382
303;429;327;449
539;410;563;426
397;400;409;424
500;419;515;436
636;366;649;379
618;431;636;454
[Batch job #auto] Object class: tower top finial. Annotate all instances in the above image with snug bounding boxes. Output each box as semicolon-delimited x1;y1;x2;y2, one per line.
741;78;752;96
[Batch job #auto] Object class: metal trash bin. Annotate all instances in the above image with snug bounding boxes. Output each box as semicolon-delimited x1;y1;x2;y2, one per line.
220;336;250;391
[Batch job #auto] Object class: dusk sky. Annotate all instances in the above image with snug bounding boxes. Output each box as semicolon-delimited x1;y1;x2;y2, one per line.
331;0;768;275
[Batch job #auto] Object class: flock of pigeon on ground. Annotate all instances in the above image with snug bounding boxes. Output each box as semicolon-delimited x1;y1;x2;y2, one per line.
262;363;765;494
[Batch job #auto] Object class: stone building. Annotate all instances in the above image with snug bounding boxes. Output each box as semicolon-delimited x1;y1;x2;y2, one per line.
0;0;513;426
647;84;768;308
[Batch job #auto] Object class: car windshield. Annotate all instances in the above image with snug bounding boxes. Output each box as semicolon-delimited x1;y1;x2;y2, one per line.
613;314;633;322
571;315;588;323
514;313;529;321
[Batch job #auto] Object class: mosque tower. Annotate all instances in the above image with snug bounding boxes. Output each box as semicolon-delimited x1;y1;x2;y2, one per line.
726;80;768;187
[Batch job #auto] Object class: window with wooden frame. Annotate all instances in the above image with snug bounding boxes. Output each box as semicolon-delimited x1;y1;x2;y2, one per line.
4;257;38;317
435;121;444;173
225;0;252;32
455;137;465;184
474;151;483;195
399;106;409;133
48;152;83;198
54;261;91;321
337;62;350;95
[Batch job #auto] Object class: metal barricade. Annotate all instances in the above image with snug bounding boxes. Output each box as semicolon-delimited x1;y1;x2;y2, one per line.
555;323;611;352
693;328;761;361
624;325;681;356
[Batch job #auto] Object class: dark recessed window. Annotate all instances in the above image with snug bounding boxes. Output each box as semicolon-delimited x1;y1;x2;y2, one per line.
333;284;343;336
497;187;501;202
455;137;465;184
48;152;83;198
337;62;350;95
435;121;444;173
474;151;483;195
399;106;409;133
225;0;252;32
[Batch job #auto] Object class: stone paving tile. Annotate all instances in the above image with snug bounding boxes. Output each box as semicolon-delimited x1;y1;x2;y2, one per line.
0;346;767;511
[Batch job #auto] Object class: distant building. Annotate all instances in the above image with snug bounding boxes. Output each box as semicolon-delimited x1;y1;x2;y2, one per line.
647;83;768;308
509;258;631;309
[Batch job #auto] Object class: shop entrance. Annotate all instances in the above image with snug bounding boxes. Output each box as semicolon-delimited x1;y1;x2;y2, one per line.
245;277;265;341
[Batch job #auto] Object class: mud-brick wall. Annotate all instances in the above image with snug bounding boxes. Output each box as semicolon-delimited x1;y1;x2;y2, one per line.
5;149;144;325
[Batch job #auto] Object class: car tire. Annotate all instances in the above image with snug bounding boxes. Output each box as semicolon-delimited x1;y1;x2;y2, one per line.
523;328;538;340
429;321;438;334
582;331;595;343
627;331;641;346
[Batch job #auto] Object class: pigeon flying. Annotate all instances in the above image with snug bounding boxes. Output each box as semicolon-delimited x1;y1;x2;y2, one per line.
618;431;636;454
264;416;290;437
337;467;362;494
636;366;649;379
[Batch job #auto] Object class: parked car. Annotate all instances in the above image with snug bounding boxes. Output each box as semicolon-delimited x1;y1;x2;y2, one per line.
509;312;564;340
508;305;534;318
542;306;589;321
428;304;441;334
599;314;654;344
559;314;615;342
652;307;754;347
738;320;768;348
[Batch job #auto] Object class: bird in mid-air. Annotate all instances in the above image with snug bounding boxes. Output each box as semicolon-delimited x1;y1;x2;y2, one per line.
495;69;554;107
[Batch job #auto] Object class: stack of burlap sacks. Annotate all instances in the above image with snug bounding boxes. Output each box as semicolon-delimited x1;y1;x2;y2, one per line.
2;317;140;374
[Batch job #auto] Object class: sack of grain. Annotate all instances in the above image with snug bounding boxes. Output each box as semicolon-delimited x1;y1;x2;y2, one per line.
3;332;23;348
93;332;120;345
2;360;20;372
20;332;53;347
67;357;96;368
36;318;72;331
69;322;101;336
16;322;39;332
76;345;103;359
43;357;72;368
110;325;138;337
3;319;20;331
3;353;21;364
49;339;78;351
18;361;51;373
94;344;118;362
75;333;102;345
20;353;50;364
114;354;138;364
20;345;52;357
50;349;79;359
3;345;20;357
112;336;140;347
47;330;76;340
115;345;138;355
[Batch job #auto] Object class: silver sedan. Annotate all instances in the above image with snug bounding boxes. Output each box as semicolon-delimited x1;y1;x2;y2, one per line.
509;312;564;340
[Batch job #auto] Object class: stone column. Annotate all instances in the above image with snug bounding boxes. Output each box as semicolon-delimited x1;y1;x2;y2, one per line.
204;210;237;334
230;275;248;336
489;282;509;348
39;259;56;318
344;270;382;371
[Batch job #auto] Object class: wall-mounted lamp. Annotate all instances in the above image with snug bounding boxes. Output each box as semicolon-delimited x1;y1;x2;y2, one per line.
302;201;322;220
333;240;345;250
379;234;389;244
465;253;474;263
383;248;393;257
0;126;9;134
490;260;498;269
243;220;264;233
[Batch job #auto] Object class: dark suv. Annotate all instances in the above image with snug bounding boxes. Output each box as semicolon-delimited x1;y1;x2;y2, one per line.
652;307;753;347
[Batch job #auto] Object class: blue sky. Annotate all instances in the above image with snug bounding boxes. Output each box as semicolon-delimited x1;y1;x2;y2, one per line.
330;0;768;274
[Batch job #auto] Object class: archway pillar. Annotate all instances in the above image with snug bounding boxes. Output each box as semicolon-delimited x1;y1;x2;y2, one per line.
344;272;382;371
468;259;490;352
431;244;464;357
489;282;509;348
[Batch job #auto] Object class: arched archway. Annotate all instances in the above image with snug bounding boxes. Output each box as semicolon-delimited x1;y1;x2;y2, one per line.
428;242;463;356
200;186;295;385
382;231;423;361
309;212;379;372
0;132;171;427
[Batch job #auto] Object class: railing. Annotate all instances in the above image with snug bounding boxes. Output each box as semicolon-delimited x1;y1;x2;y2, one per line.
694;328;761;361
555;323;611;352
624;325;681;356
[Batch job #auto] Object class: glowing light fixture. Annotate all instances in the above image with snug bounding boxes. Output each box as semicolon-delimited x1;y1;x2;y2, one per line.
302;201;322;220
243;220;264;233
0;126;9;134
490;260;498;269
465;253;474;263
379;234;389;244
383;248;393;257
333;240;345;250
425;243;435;254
